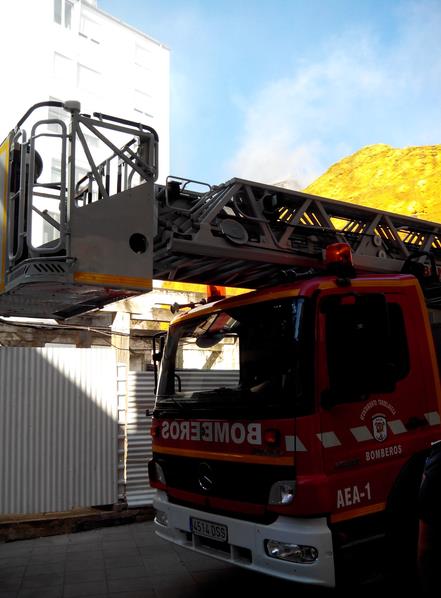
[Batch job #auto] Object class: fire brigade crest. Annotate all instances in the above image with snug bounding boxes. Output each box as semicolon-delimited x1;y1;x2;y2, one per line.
372;415;388;442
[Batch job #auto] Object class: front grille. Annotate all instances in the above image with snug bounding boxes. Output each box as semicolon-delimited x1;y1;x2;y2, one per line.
155;453;294;504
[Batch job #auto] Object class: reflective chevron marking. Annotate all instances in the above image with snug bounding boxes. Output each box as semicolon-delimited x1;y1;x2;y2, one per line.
351;426;373;442
425;411;441;426
317;431;342;448
387;420;407;435
285;435;307;452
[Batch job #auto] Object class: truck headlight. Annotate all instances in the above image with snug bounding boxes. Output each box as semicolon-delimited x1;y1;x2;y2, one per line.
265;540;318;563
148;460;166;485
154;509;168;527
268;480;296;505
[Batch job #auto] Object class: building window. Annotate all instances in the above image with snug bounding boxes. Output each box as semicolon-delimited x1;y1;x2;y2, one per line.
134;89;154;119
134;64;152;90
77;64;100;89
79;16;100;44
54;0;73;29
134;45;154;98
135;45;152;69
53;52;72;83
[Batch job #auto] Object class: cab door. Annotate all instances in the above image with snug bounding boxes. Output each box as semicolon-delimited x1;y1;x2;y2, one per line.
316;285;433;517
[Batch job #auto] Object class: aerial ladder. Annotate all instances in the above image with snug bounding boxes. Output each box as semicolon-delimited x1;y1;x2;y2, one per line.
1;100;441;319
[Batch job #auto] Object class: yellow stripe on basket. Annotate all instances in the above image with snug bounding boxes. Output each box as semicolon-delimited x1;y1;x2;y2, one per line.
0;138;10;292
74;271;152;289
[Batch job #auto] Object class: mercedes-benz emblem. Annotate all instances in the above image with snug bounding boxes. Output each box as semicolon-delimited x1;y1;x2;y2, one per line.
197;462;215;492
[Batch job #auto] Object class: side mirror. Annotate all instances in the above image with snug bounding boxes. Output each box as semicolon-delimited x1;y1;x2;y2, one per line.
196;332;223;348
152;332;166;393
153;333;165;362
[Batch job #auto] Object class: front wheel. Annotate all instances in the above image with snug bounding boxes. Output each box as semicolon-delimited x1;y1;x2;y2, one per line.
384;451;428;590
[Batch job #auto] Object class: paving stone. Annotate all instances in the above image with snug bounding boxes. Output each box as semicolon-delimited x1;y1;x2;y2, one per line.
64;568;106;584
106;565;148;580
0;565;26;581
65;561;104;574
0;555;30;569
63;580;108;597
103;554;144;569
0;543;33;557
21;572;64;590
109;592;155;598
107;575;154;594
67;543;102;554
0;521;346;597
25;563;64;577
17;588;63;598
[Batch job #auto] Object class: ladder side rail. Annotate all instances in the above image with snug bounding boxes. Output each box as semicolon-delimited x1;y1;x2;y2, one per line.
201;182;348;252
300;187;441;234
7;129;28;266
26;120;68;256
158;177;441;284
189;177;441;250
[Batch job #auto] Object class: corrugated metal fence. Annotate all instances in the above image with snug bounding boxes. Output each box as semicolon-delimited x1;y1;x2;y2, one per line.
0;349;240;513
126;370;239;507
0;347;121;515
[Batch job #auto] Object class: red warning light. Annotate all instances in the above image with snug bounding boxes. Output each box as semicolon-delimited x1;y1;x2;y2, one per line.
325;243;353;267
206;285;226;301
324;243;355;279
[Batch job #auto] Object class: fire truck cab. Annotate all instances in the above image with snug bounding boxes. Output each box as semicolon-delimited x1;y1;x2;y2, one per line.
149;250;441;587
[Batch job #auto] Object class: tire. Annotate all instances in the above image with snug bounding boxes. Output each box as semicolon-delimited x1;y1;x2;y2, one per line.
384;451;429;590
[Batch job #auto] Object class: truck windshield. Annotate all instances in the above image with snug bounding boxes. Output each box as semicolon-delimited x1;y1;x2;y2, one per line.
156;297;311;418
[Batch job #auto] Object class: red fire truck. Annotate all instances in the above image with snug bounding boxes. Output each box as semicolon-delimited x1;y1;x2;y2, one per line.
147;184;441;587
2;101;441;587
147;260;441;585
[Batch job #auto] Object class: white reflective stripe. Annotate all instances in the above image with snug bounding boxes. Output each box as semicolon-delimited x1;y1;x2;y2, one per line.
351;426;373;442
317;432;341;448
285;435;307;452
388;420;407;435
425;412;441;426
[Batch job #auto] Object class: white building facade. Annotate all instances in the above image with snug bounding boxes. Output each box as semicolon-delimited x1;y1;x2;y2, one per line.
0;0;170;183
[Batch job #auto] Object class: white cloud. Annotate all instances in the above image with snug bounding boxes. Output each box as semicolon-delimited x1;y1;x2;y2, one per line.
226;1;441;188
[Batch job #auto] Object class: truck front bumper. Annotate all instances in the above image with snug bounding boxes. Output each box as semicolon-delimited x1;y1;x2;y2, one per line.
153;491;335;587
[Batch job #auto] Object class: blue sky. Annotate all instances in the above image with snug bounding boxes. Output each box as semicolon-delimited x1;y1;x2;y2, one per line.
100;0;441;188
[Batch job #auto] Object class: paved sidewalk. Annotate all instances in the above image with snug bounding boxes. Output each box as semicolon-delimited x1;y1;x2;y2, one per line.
0;521;331;598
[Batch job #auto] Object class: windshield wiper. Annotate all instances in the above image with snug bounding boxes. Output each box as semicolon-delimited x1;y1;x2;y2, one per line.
156;395;192;414
191;387;241;399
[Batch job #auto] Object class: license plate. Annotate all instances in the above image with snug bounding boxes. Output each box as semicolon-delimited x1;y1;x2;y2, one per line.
190;517;228;542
